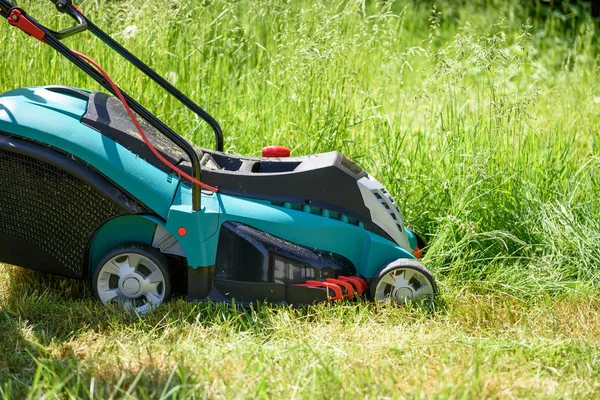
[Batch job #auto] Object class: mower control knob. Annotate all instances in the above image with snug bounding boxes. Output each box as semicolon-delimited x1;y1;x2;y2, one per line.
55;0;70;12
262;146;290;158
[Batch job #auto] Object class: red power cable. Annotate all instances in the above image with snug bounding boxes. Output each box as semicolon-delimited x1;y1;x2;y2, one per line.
71;50;219;193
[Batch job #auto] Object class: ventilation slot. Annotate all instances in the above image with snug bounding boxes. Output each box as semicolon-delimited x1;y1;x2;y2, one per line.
0;149;124;276
370;189;403;232
270;201;364;228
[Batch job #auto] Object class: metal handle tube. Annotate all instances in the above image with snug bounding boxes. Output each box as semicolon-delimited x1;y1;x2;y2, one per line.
0;0;12;16
46;33;204;211
86;19;224;152
1;0;205;210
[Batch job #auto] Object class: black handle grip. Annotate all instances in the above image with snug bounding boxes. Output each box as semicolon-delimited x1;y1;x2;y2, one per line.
48;0;87;39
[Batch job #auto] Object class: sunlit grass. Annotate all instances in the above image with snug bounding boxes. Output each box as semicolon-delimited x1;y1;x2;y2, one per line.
2;265;600;398
1;0;600;397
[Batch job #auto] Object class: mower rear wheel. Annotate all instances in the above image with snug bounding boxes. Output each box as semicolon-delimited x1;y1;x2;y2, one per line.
93;244;172;314
370;259;436;305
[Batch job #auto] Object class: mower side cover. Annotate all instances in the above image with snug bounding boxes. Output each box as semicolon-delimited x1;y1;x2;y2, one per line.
0;0;435;309
0;87;420;305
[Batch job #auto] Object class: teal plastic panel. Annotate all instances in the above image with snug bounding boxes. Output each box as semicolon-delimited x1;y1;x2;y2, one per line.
405;228;418;250
88;215;158;275
0;87;178;217
168;186;414;278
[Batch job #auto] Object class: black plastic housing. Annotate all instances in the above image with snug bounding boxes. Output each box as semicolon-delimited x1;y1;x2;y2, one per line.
209;221;356;304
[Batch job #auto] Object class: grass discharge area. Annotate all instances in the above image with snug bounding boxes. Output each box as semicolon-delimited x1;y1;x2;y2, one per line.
1;0;600;397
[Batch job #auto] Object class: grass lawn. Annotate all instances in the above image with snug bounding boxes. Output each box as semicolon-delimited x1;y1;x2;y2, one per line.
1;0;600;398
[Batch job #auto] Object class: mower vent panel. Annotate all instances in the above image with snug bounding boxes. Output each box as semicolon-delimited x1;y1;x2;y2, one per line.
356;175;411;250
374;187;404;233
0;134;149;278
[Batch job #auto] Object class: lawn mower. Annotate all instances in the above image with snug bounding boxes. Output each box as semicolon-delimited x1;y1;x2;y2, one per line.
0;0;437;313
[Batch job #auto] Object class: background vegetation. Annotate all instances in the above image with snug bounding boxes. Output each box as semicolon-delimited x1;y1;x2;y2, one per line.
1;0;600;397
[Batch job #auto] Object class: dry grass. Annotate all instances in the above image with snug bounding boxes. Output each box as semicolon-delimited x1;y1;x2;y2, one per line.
2;0;600;397
2;265;600;398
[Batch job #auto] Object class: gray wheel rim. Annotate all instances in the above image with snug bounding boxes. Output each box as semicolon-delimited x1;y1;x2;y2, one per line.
374;267;434;304
96;252;166;314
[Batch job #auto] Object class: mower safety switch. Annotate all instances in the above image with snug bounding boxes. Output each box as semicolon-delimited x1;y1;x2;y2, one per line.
262;146;290;158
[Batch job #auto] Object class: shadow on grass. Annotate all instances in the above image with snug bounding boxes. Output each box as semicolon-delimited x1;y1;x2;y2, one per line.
0;267;90;390
0;265;445;397
0;266;201;396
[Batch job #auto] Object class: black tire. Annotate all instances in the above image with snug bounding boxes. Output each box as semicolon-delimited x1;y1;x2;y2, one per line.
369;258;437;303
92;243;172;313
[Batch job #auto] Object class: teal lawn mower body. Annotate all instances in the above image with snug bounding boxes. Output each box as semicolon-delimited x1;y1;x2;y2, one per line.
0;0;437;312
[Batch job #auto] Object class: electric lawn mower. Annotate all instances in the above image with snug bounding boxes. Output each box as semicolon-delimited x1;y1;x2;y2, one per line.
0;0;437;313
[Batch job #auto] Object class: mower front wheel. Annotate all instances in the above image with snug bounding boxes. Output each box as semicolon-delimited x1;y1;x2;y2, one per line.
370;259;437;306
92;244;172;314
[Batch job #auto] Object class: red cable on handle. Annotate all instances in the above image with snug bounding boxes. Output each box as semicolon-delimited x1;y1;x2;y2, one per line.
71;50;219;193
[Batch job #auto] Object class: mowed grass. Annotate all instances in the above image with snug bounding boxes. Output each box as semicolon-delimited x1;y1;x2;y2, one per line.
1;0;600;397
2;266;600;398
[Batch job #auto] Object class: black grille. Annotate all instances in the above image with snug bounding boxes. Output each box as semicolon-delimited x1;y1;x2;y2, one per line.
0;149;123;277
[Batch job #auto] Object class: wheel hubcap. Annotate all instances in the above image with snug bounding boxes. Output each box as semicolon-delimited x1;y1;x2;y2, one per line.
394;287;414;301
120;275;142;297
96;252;166;313
374;267;434;304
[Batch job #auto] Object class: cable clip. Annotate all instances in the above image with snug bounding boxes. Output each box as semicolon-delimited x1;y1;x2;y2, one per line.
7;9;45;42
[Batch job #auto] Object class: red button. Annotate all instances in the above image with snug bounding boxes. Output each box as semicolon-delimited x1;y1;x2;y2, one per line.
177;227;187;237
262;146;290;158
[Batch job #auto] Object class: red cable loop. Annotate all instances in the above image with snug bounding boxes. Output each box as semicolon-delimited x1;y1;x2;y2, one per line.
71;50;219;193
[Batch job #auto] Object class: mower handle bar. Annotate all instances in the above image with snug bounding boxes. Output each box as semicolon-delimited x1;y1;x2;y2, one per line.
49;0;87;39
49;0;225;154
0;0;226;211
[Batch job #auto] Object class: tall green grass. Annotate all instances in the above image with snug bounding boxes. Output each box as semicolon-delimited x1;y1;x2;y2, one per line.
3;0;598;295
2;0;600;397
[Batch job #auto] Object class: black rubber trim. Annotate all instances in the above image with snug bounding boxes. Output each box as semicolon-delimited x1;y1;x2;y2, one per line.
285;284;329;304
208;280;329;305
0;233;79;278
213;279;286;303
